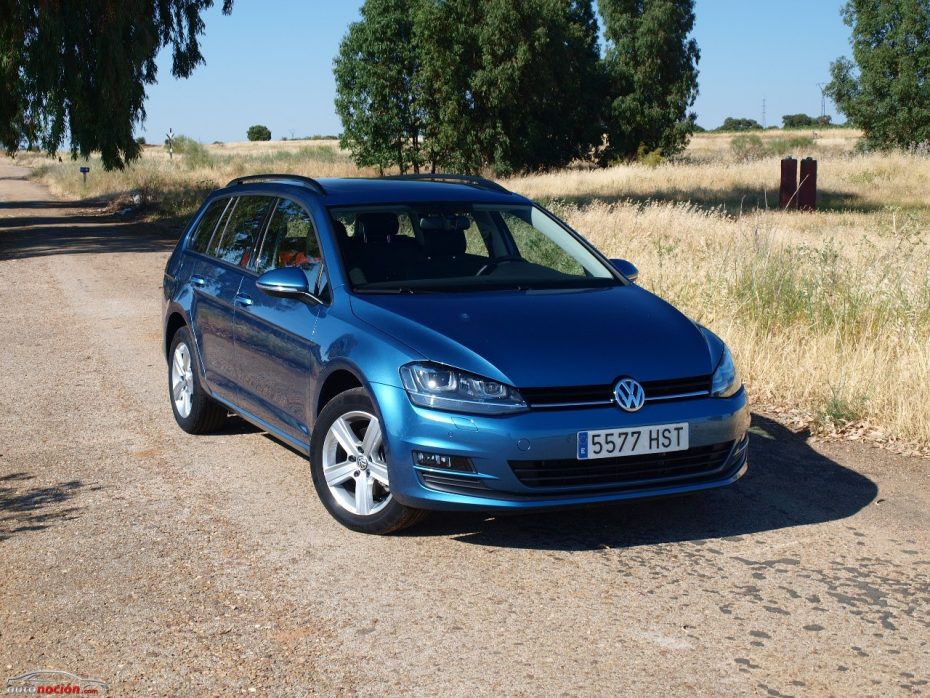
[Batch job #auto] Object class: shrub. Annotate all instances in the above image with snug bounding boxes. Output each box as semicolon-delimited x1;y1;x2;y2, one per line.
136;136;146;145
247;124;272;141
636;144;665;167
730;134;767;161
766;136;814;157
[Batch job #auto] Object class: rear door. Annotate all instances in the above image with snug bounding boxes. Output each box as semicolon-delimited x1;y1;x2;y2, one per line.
233;197;326;445
192;195;274;402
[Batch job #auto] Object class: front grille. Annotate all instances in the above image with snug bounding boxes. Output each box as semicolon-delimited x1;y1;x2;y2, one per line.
640;375;711;399
519;385;612;407
519;375;712;409
509;441;734;490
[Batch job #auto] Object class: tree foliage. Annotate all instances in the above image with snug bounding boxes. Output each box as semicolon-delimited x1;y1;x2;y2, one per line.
335;0;604;175
0;0;232;169
246;124;272;141
415;0;605;175
599;0;700;162
334;0;426;174
782;113;816;128
719;117;762;132
826;0;930;149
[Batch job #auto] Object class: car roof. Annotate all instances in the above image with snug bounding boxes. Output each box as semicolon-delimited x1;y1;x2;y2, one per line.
213;175;530;207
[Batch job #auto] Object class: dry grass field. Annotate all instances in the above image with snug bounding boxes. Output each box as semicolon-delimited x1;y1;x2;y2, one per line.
11;128;930;453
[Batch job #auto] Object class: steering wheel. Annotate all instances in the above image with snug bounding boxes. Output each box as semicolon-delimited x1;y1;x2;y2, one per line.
476;255;523;276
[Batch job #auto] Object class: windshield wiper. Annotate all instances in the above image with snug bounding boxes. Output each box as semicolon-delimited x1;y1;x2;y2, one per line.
355;286;439;295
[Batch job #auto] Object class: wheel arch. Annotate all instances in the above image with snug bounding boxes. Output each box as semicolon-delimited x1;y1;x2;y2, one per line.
315;367;365;416
164;312;188;360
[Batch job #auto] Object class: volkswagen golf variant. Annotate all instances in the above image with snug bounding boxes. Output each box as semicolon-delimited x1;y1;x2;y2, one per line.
163;174;749;533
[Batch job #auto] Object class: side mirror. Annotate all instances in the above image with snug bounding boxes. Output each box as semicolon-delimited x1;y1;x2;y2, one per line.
256;266;311;298
610;258;639;283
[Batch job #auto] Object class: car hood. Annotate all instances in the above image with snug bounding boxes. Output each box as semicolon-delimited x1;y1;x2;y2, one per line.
349;285;718;388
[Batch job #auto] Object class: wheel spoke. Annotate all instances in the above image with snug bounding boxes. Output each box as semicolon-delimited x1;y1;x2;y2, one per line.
172;379;185;401
324;460;356;486
368;460;389;486
361;418;382;455
330;417;361;455
173;352;184;376
354;476;372;516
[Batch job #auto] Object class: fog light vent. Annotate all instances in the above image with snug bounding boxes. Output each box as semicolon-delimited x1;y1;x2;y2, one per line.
413;451;474;472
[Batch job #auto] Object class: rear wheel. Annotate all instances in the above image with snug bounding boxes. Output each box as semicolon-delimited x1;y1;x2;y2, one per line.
310;388;426;534
168;326;227;434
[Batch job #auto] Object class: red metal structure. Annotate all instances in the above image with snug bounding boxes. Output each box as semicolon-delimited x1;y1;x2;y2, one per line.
798;157;818;211
780;157;798;209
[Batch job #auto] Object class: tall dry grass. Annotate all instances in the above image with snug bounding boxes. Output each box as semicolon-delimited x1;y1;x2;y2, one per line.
12;130;930;451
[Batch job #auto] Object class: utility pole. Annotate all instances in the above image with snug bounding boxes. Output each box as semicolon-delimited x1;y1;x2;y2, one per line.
816;83;827;123
762;97;767;129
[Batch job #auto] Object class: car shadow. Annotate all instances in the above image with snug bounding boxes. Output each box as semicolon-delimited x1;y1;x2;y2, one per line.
406;414;878;550
0;472;94;542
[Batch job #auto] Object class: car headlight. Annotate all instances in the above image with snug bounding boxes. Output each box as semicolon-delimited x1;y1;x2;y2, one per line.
711;345;741;398
400;363;527;415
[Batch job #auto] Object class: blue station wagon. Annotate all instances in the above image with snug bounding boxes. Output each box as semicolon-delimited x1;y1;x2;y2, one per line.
163;174;749;533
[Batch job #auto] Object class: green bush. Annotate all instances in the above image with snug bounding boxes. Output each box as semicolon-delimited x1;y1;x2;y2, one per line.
730;134;767;161
636;144;664;167
766;135;814;157
730;134;815;161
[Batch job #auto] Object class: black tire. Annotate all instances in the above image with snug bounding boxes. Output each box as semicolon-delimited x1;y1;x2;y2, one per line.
310;388;427;534
167;326;227;434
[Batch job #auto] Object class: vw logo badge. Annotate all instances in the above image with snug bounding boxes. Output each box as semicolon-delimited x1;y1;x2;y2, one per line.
614;378;646;412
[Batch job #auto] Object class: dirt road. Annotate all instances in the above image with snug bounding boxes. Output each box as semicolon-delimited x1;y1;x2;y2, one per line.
1;162;927;696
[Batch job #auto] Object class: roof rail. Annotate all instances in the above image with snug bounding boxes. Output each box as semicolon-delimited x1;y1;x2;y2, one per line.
385;173;511;194
226;173;326;195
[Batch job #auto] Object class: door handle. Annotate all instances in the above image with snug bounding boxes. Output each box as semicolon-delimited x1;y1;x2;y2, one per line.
191;275;207;288
234;293;253;307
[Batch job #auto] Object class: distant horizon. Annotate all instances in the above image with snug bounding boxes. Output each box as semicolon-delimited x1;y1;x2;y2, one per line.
136;0;852;143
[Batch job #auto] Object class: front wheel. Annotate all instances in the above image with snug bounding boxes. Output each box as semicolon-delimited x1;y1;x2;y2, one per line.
310;388;426;534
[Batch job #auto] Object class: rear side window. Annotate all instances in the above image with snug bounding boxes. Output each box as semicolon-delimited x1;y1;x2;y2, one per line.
256;198;321;274
188;198;230;253
210;196;274;267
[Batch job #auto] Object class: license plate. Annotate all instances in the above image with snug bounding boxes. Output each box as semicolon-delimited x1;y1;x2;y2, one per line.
577;423;689;460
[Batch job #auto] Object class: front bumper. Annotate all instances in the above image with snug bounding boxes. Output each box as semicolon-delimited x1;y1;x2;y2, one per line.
370;382;751;511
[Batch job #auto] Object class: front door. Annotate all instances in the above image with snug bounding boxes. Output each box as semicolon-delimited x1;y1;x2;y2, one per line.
234;197;325;446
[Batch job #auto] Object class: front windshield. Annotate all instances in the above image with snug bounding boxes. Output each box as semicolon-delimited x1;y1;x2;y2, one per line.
328;203;618;293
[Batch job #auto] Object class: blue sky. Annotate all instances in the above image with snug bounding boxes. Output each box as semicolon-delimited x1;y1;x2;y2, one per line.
140;0;854;143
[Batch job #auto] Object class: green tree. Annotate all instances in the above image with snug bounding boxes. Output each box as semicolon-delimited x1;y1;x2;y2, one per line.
334;0;426;174
826;0;930;149
719;117;762;132
782;113;817;128
0;0;233;169
334;0;603;175
415;0;604;175
599;0;700;162
246;124;272;141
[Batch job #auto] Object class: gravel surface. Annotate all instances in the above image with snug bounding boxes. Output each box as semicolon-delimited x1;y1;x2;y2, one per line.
1;162;928;696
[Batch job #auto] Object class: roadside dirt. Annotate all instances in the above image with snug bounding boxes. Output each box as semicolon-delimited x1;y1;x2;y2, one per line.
1;162;927;696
